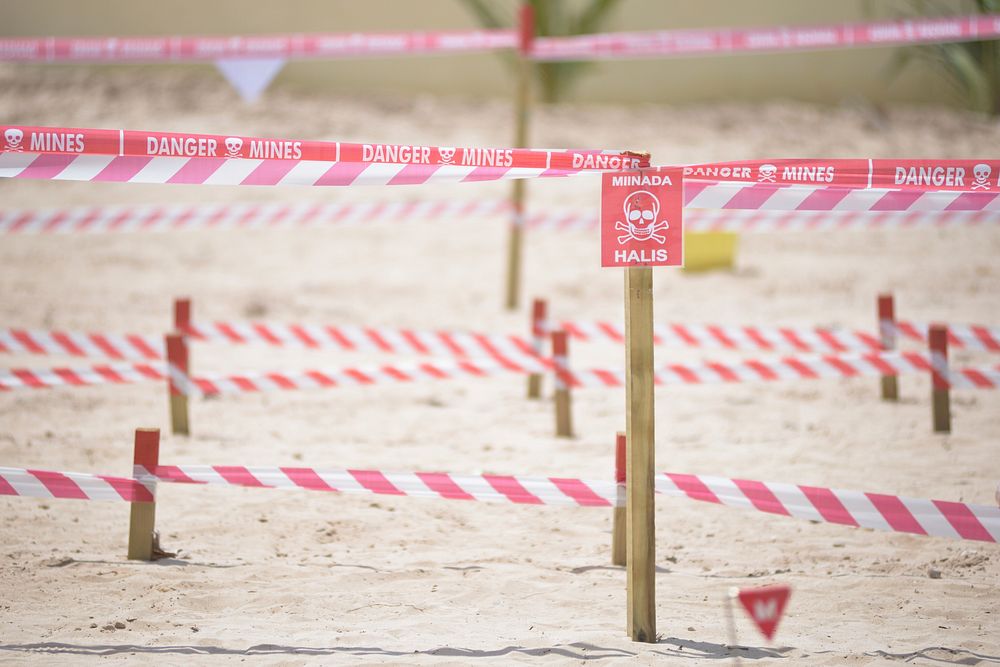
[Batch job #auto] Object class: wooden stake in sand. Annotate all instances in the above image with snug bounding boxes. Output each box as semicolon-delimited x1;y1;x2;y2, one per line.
625;266;656;642
612;431;627;567
505;2;534;310
877;293;898;401
552;329;573;437
527;297;547;399
929;323;951;433
165;333;190;436
600;166;682;643
127;428;160;561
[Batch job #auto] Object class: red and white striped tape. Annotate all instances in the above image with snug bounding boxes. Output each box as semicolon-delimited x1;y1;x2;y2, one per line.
5;15;995;64
0;199;510;235
0;125;647;188
526;207;1000;232
4;463;994;542
0;466;153;502
4;462;995;542
3;318;997;365
684;181;1000;212
0;30;517;62
3;201;999;235
558;320;1000;355
533;14;1000;61
127;464;999;543
4;351;999;393
1;128;996;201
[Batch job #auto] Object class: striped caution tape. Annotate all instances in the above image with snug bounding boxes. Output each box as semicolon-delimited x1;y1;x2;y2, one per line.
557;320;1000;355
3;464;996;542
2;319;997;364
2;351;999;393
533;14;1000;62
0;466;153;502
0;30;517;62
3;201;999;235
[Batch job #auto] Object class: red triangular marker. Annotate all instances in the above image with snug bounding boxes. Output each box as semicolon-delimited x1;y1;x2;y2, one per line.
736;584;791;641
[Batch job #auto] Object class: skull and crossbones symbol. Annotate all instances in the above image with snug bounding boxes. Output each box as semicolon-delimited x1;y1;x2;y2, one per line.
4;128;24;152
615;190;669;244
224;137;243;158
758;163;777;183
972;163;992;191
439;147;456;164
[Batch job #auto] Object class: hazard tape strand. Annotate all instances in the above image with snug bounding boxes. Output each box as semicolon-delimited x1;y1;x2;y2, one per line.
2;351;998;393
2;464;995;542
3;201;999;235
532;14;1000;62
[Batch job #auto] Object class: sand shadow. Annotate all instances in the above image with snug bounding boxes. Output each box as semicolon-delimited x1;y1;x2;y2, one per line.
655;637;791;661
0;641;634;660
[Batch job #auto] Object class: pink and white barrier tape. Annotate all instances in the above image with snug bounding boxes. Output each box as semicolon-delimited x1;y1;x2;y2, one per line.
526;208;1000;232
3;318;997;365
0;199;510;235
1;129;996;202
559;320;1000;355
134;464;997;542
0;467;153;502
0;30;517;62
3;201;999;235
0;324;539;365
0;125;646;187
533;14;1000;61
4;351;999;393
4;463;994;542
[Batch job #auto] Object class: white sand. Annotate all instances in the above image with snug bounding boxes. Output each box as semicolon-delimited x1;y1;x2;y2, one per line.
0;65;998;665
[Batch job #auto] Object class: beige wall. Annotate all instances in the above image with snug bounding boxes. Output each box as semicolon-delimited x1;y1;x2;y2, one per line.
2;0;954;105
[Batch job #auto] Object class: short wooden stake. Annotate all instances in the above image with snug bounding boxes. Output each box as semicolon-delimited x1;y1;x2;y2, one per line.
165;333;190;436
552;330;573;437
929;324;951;433
527;298;547;399
128;428;160;561
625;266;655;642
877;293;898;401
173;296;191;334
504;2;534;311
612;431;627;567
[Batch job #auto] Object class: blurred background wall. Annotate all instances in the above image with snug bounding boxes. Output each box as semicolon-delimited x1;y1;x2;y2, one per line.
2;0;954;106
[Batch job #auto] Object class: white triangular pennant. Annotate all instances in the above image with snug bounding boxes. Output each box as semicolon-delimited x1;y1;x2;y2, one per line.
214;58;286;103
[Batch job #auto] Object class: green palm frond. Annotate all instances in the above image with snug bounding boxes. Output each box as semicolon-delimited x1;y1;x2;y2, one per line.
457;0;625;102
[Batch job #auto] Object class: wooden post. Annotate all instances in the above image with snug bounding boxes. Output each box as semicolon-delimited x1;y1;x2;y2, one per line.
625;266;655;642
173;296;191;335
878;293;898;401
552;330;573;438
504;2;534;310
929;324;951;433
128;428;160;561
165;333;190;436
527;298;547;399
612;431;627;566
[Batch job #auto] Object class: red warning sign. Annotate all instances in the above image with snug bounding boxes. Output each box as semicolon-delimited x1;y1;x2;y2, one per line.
736;584;791;641
600;167;683;267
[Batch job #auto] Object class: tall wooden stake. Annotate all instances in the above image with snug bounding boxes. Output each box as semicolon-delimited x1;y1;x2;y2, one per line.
165;333;190;436
128;428;160;561
877;293;898;401
527;298;547;398
505;2;534;310
612;431;627;566
553;330;573;438
929;324;951;433
625;266;655;642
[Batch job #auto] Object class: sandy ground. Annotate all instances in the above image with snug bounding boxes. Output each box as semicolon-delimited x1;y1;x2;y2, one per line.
1;65;999;665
